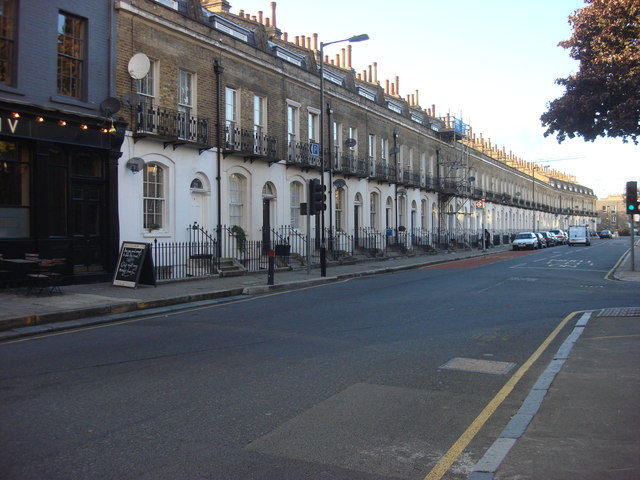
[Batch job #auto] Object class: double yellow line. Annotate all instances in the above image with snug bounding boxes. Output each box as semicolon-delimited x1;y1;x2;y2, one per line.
424;310;581;480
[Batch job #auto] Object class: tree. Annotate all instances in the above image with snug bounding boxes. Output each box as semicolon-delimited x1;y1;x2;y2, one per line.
541;0;640;144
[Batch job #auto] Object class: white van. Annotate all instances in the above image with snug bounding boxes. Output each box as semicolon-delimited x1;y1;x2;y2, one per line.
568;225;591;246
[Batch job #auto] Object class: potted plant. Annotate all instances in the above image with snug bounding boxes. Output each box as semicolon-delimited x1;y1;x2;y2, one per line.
230;225;246;253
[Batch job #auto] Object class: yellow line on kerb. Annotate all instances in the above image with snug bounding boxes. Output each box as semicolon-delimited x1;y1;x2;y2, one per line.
423;310;582;480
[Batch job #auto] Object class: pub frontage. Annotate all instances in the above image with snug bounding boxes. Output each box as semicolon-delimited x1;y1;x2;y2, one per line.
0;105;125;283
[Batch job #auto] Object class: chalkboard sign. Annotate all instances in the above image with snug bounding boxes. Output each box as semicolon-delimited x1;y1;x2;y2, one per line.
113;242;156;288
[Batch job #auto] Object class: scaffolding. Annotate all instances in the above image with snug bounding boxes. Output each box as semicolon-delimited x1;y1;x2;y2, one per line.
435;115;472;248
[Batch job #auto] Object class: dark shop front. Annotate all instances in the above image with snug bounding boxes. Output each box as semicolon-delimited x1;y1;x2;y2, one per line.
0;106;125;285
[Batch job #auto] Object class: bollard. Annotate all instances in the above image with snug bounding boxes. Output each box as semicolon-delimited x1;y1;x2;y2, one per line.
267;250;275;285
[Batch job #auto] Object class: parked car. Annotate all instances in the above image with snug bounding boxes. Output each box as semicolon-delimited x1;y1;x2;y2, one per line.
539;231;557;247
549;229;567;245
534;232;547;248
512;232;539;250
599;230;613;239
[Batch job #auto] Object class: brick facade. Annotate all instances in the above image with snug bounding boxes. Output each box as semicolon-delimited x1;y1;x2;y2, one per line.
113;0;597;252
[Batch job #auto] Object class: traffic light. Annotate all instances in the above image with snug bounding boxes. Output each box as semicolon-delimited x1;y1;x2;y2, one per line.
626;181;638;214
308;178;326;215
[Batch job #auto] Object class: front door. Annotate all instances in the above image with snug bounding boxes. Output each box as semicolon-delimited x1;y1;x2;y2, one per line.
70;181;105;273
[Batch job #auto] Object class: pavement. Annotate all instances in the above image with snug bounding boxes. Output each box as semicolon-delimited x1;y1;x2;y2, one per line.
1;241;638;479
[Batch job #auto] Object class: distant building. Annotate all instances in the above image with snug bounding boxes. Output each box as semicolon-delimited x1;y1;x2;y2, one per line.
596;194;626;233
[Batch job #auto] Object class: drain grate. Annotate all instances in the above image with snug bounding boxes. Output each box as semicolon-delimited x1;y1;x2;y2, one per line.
597;307;640;317
439;357;516;375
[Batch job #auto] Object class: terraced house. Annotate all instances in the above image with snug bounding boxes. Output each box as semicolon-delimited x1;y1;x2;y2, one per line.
111;0;595;279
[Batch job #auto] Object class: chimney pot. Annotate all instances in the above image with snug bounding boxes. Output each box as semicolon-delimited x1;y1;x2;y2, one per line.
258;11;263;23
347;44;352;68
373;62;378;83
395;76;399;96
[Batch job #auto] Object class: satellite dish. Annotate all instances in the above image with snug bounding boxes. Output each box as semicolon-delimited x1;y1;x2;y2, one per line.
128;53;151;80
126;157;145;173
100;97;121;117
344;138;356;148
122;92;140;107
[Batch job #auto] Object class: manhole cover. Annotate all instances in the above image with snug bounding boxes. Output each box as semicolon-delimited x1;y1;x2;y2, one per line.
440;357;516;375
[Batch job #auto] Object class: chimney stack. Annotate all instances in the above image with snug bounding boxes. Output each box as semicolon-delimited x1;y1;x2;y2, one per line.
201;0;231;13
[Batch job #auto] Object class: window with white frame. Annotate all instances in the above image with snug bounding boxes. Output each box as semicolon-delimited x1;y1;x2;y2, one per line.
333;121;342;168
226;87;238;145
421;199;427;228
253;95;265;153
368;134;375;173
335;188;344;231
229;173;246;229
386;197;393;228
308;109;319;142
143;163;164;230
290;181;302;229
348;127;357;156
136;57;156;132
381;137;388;164
287;100;300;147
370;192;378;229
178;70;193;140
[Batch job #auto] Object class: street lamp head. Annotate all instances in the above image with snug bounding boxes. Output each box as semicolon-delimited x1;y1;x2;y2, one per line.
348;34;369;43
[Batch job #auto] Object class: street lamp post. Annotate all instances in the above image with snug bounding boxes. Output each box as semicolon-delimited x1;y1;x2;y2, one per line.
392;130;399;245
319;33;368;277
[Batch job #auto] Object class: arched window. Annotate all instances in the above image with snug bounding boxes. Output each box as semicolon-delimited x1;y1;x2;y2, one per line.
144;163;164;230
386;196;393;228
229;173;246;229
190;178;203;190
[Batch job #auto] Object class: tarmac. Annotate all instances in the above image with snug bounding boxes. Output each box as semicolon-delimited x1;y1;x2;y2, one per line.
1;241;638;479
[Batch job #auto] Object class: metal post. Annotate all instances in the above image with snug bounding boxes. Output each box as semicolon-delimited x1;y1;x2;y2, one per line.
306;183;311;274
319;42;327;277
631;214;636;272
393;130;398;246
267;250;275;285
214;60;224;266
482;207;487;252
317;34;368;276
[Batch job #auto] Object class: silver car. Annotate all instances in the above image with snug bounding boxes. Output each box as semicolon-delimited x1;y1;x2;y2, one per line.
512;232;538;250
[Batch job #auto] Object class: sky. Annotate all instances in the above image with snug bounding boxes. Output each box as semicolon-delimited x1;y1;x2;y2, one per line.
229;0;637;199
